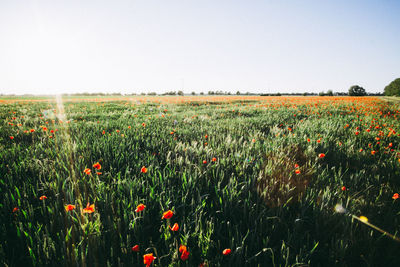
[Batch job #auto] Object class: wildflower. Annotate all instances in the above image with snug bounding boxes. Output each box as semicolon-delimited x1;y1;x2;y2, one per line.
96;172;102;175
359;148;363;152
179;245;187;253
359;216;368;223
205;134;208;139
116;130;120;133
181;249;189;261
65;204;75;212
13;207;19;213
222;248;231;255
295;169;301;174
307;138;310;142
203;160;207;164
252;138;256;143
318;153;325;158
135;203;146;213
341;186;346;191
169;223;179;231
39;195;47;200
162;210;173;219
43;127;47;131
93;162;101;170
294;163;299;168
50;130;54;133
82;203;95;214
355;131;359;135
84;168;91;175
142;123;146;127
102;130;105;135
393;193;399;200
141;166;148;173
9;136;14;140
143;253;156;267
212;157;217;162
131;245;139;252
371;150;376;155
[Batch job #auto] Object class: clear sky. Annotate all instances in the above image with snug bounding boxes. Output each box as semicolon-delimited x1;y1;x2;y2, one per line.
0;0;399;95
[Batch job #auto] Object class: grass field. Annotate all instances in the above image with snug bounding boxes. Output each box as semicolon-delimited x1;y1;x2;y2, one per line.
1;95;400;266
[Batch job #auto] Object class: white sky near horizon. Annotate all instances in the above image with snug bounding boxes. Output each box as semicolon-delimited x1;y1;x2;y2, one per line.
0;0;399;95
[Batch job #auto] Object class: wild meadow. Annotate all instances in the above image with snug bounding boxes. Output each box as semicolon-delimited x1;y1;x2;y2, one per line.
1;95;400;266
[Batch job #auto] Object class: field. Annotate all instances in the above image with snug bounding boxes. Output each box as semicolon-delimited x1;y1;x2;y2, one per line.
1;95;400;266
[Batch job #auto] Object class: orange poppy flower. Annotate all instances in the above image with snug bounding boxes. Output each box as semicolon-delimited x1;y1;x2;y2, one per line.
179;245;187;253
93;162;101;170
43;127;47;131
82;203;95;214
212;157;217;162
84;168;91;175
169;223;179;231
341;186;346;191
393;193;399;200
162;210;173;219
143;253;156;267
371;150;376;155
39;195;47;200
294;163;299;168
295;169;301;174
13;207;19;213
65;204;75;212
131;245;139;252
135;203;146;213
141;166;148;173
318;153;325;158
222;248;231;255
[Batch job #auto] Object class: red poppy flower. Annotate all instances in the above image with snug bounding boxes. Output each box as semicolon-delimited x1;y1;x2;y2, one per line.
39;195;47;200
169;223;179;231
212;157;217;162
203;160;207;164
371;150;376;155
141;166;148;173
43;127;47;131
50;130;54;133
93;162;101;170
162;210;173;219
135;203;146;213
65;204;75;212
30;129;35;133
13;207;19;213
341;186;346;191
295;169;301;174
84;168;91;175
143;253;156;267
318;153;325;158
294;164;299;168
205;135;208;139
181;249;190;261
82;203;95;214
222;248;231;255
393;193;399;200
142;123;146;127
131;245;139;252
9;136;14;140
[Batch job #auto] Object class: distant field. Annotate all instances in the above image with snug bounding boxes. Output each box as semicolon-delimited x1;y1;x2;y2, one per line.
1;96;400;266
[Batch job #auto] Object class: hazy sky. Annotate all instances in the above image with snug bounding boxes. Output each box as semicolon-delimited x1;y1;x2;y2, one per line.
0;0;399;95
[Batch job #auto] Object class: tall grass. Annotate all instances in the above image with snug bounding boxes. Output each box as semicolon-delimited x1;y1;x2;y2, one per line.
1;96;400;266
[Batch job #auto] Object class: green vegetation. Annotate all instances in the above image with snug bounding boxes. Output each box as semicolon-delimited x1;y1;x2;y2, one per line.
1;96;400;266
384;78;400;96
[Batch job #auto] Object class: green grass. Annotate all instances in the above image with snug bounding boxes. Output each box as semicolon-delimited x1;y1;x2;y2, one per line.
1;96;400;266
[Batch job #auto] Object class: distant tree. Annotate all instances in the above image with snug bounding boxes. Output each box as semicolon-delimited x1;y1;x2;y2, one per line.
140;92;146;95
177;90;184;96
208;91;215;95
191;91;196;95
319;91;325;96
384;78;400;96
236;91;241;95
348;85;367;96
326;90;333;96
200;92;204;95
147;92;157;96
